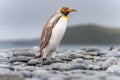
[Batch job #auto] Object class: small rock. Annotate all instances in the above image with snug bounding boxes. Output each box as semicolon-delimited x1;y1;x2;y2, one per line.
84;55;93;60
32;46;39;51
52;63;71;71
27;59;40;65
93;64;101;70
0;72;24;80
13;51;35;57
82;47;100;52
68;53;84;59
101;57;117;70
72;58;84;63
9;56;33;63
70;63;87;70
84;52;98;56
106;65;120;75
0;52;13;58
12;62;27;66
42;59;63;65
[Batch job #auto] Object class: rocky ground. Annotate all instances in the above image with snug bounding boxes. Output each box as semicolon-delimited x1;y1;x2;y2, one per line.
0;46;120;80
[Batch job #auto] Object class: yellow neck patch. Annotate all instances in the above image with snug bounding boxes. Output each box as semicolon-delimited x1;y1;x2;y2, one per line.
61;15;68;19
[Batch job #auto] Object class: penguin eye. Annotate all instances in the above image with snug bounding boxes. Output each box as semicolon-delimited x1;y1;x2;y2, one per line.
62;7;69;11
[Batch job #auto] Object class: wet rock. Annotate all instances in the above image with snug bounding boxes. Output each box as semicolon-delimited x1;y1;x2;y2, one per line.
72;58;84;63
68;53;84;59
0;72;24;80
0;52;13;58
19;70;32;78
52;63;71;71
12;62;27;66
27;59;40;65
32;69;52;80
32;46;39;51
82;48;100;52
93;64;101;70
42;59;63;65
106;65;120;75
8;56;32;63
101;57;117;70
84;55;93;60
70;63;87;70
13;51;35;57
84;52;98;56
98;51;107;56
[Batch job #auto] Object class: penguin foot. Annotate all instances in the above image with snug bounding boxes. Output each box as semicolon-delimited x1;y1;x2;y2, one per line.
42;58;47;61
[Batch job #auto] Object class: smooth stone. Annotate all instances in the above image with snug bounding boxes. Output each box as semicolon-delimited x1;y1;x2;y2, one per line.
94;56;108;61
106;65;120;75
12;62;27;66
68;53;84;59
52;63;71;71
81;47;100;52
13;66;42;71
70;63;87;70
115;53;120;58
93;64;101;70
101;57;117;70
84;55;93;60
9;56;33;63
83;52;98;56
13;51;36;57
0;52;13;58
72;58;84;63
19;70;32;78
32;70;52;80
27;59;40;65
75;50;85;54
107;77;120;80
80;76;99;80
0;72;24;80
65;74;81;80
87;64;93;70
0;64;11;69
32;46;39;51
56;53;71;61
25;78;41;80
98;51;107;56
42;59;63;65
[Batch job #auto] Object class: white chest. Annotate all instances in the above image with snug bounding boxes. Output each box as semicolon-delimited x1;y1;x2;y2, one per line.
47;16;68;50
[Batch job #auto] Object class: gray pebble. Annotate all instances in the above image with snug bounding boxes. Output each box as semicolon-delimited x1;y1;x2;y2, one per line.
68;53;84;59
81;48;100;52
101;57;117;70
8;56;33;63
13;51;36;57
0;72;24;80
70;63;87;70
27;59;40;65
52;63;71;71
72;58;84;63
106;65;120;75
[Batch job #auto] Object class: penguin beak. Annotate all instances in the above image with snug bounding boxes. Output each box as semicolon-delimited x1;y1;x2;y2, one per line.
71;9;77;12
68;9;77;12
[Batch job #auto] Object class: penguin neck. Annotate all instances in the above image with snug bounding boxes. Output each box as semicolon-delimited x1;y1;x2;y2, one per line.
61;15;68;19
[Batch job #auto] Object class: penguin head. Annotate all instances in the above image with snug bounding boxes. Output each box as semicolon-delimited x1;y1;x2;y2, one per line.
59;7;77;16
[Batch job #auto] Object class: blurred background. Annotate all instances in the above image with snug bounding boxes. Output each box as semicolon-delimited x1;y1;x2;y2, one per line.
0;0;120;49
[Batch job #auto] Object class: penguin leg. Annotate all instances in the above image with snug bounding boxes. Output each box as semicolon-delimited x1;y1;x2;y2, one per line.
48;51;56;60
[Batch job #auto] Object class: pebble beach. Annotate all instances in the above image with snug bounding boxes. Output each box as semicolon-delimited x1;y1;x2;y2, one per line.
0;46;120;80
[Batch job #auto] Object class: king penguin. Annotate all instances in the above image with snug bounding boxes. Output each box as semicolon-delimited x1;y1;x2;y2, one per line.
34;7;77;60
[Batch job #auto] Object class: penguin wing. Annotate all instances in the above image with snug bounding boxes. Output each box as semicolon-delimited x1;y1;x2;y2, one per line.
41;27;52;49
40;12;62;50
